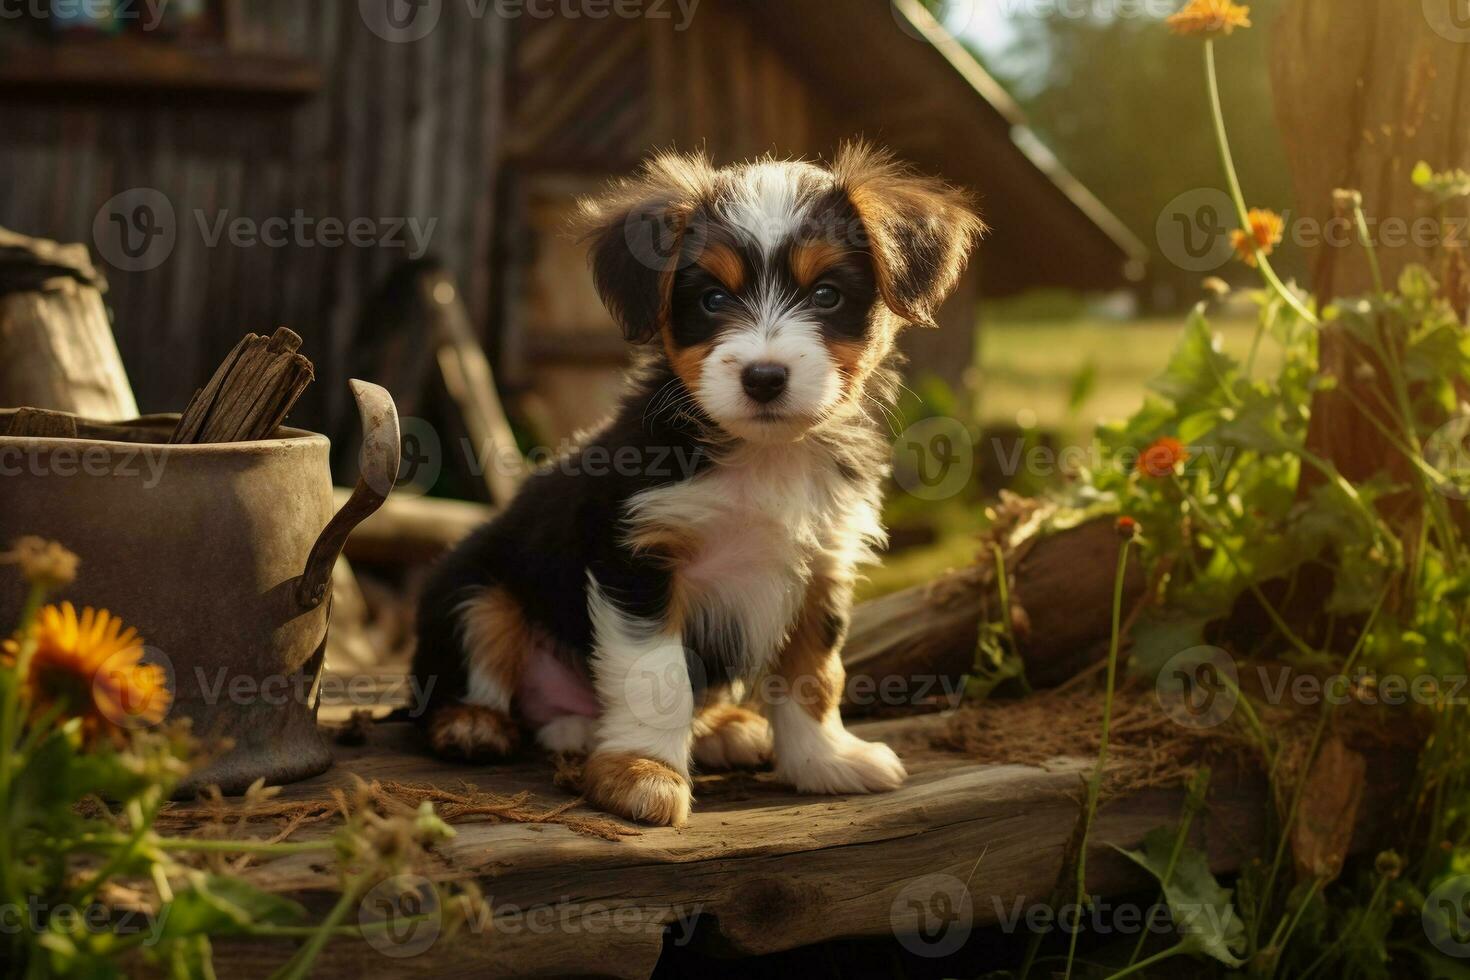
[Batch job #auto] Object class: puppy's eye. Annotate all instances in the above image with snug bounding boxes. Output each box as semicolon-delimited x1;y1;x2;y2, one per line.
811;285;842;310
701;289;732;314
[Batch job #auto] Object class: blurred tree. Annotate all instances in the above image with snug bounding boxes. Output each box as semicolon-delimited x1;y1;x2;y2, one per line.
960;1;1302;310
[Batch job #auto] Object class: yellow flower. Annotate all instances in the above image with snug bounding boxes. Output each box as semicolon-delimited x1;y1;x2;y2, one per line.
1167;0;1252;37
1;537;78;592
4;603;170;742
1231;208;1284;267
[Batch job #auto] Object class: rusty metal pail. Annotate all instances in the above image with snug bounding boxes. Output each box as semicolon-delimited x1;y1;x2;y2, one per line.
0;380;399;794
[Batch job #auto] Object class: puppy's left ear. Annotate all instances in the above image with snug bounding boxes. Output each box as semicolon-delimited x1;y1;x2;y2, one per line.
577;151;716;344
833;142;985;328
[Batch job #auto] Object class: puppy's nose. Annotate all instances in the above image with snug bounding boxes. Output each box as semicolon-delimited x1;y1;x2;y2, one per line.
741;362;789;403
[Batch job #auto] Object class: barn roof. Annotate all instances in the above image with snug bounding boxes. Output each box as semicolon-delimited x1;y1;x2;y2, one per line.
746;0;1149;295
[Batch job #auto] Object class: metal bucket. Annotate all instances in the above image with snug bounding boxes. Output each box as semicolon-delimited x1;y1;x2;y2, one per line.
0;380;399;794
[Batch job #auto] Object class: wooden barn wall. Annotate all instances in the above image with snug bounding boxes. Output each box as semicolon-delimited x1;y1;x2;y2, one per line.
506;6;839;171
0;3;506;436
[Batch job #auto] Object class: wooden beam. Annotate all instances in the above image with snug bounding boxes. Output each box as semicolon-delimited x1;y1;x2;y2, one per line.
219;715;1401;977
0;40;321;99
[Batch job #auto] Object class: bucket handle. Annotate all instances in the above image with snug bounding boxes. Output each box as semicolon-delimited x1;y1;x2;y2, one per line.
295;380;401;610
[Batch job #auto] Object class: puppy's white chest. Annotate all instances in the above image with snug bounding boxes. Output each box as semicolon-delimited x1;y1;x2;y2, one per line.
626;450;843;669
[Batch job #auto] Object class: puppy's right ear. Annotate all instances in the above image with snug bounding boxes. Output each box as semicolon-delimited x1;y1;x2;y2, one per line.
578;152;716;344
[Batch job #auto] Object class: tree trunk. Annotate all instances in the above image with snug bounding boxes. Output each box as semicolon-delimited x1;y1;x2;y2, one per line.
1271;1;1470;491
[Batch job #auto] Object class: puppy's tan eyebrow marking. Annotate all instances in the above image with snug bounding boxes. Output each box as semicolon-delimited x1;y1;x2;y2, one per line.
790;240;848;288
695;243;746;292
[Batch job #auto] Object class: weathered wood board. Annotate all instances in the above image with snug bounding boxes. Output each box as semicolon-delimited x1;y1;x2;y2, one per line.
207;711;1399;979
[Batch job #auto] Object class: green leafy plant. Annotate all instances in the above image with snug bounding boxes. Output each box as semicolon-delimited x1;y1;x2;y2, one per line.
0;538;479;978
1012;2;1470;977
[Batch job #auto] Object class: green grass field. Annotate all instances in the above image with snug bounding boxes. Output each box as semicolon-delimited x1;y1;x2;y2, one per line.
975;314;1263;445
857;308;1270;601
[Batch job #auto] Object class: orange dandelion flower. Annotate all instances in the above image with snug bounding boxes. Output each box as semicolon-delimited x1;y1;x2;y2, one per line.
1167;0;1252;37
1137;437;1191;479
1115;516;1142;540
3;603;170;741
1231;208;1284;267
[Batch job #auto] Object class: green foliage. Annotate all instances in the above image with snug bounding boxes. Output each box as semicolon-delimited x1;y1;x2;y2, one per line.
0;559;470;978
1116;827;1247;969
1412;161;1470;208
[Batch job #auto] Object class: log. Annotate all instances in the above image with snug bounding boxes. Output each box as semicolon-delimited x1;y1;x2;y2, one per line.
0;227;137;420
171;327;315;444
842;516;1146;709
336;490;492;565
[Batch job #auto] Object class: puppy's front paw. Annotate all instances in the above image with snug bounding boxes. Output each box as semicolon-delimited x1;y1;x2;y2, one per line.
693;705;772;770
778;732;907;795
584;752;692;827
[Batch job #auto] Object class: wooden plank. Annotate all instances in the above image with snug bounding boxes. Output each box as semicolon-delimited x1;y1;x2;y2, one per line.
212;712;1397;978
0;41;321;98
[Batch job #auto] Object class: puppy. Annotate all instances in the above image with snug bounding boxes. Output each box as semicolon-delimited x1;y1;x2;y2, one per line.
411;143;982;827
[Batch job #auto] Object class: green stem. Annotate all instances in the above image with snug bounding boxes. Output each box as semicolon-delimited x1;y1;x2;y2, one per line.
269;877;368;980
1204;40;1317;325
0;583;46;910
1265;876;1324;977
992;543;1019;655
1174;479;1320;662
1299;875;1388;980
1251;586;1388;952
1102;941;1190;980
1244;303;1278;380
1125;769;1212;968
988;543;1032;695
72;797;156;908
1063;533;1134;980
76;832;335;856
1351;202;1386;297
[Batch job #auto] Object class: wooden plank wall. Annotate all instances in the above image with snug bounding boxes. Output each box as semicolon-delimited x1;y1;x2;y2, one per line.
0;2;506;437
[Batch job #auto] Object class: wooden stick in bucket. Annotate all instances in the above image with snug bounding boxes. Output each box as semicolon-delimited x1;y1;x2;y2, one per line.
170;327;315;444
